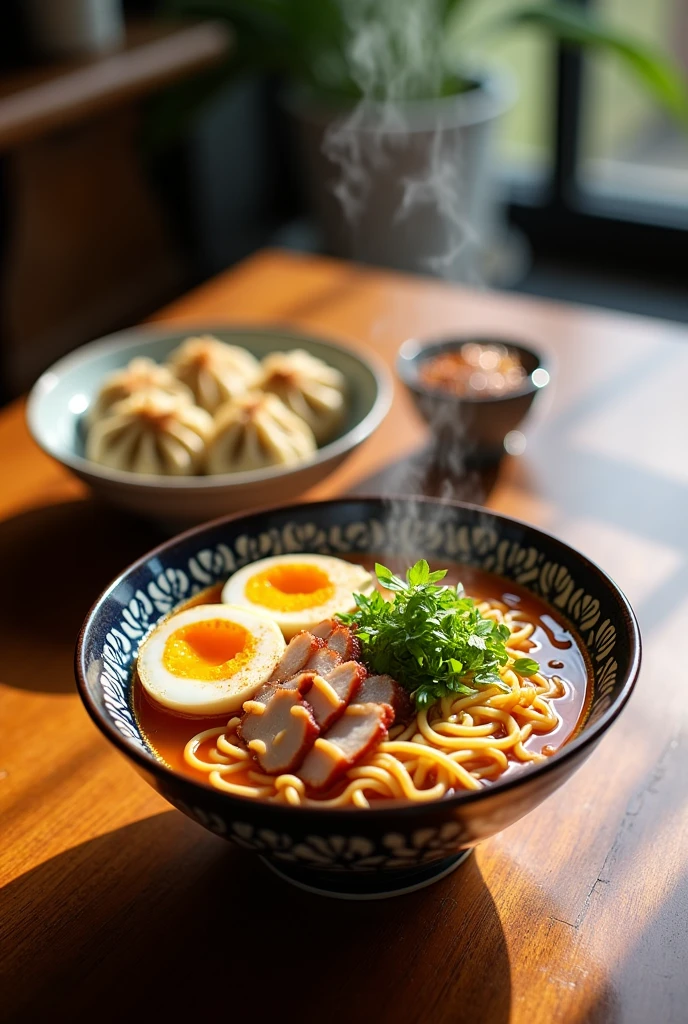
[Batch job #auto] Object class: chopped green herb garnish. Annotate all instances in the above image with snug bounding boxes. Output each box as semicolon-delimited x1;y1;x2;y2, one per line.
338;559;539;709
512;657;540;677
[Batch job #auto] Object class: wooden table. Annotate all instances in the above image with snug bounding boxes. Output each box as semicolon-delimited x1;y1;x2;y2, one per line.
2;249;687;1024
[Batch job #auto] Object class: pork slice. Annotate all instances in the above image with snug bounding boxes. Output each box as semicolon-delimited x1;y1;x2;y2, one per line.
356;674;414;724
306;662;365;732
238;686;319;774
311;619;337;640
281;671;316;694
268;631;321;683
305;645;341;676
326;625;361;662
299;702;393;792
325;661;366;703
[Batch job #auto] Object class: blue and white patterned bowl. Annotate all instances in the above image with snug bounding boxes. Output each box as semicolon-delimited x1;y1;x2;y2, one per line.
75;497;641;899
27;326;391;531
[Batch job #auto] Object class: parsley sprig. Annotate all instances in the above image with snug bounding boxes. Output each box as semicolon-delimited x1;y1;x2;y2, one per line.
338;559;539;709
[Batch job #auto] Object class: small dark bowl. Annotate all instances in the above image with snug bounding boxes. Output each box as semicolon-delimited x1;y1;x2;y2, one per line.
397;336;550;461
76;497;640;900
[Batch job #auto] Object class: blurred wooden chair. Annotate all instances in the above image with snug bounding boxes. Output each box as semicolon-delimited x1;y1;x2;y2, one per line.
0;18;231;397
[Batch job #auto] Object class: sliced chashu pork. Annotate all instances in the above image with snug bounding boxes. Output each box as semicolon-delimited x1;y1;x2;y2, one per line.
268;630;322;684
357;674;414;725
326;625;361;662
239;676;319;774
299;702;394;792
241;622;410;785
305;661;366;732
305;644;341;676
310;619;337;640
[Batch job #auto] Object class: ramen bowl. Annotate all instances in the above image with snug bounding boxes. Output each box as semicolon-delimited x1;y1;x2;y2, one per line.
397;336;550;462
76;497;640;899
28;326;391;531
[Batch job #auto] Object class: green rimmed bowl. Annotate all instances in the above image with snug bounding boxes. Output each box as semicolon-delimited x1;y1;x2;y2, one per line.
27;325;392;531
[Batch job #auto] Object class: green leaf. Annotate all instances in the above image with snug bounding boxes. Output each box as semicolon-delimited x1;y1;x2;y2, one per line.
414;686;437;709
474;670;510;691
150;0;688;143
513;657;540;676
338;563;539;709
475;618;495;637
374;562;408;592
468;633;486;650
440;0;473;21
500;3;688;126
407;559;430;587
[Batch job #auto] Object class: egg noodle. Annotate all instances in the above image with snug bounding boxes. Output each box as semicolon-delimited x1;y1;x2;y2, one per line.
183;599;564;807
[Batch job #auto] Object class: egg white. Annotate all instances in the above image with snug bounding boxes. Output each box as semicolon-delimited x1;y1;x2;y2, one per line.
137;603;285;715
221;553;374;639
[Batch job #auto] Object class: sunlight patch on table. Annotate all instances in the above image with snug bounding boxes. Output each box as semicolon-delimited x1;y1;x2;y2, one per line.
567;356;688;485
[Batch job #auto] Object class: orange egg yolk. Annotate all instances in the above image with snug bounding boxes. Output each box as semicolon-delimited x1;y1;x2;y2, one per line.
245;563;335;612
162;619;255;681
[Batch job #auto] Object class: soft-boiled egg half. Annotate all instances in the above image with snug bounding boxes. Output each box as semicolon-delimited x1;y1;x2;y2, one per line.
137;604;285;715
221;554;374;639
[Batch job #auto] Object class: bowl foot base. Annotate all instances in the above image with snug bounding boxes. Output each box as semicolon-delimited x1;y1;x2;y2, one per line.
260;848;473;900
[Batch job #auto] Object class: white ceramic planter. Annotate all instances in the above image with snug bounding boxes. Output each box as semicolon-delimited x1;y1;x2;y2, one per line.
286;74;513;284
26;0;124;57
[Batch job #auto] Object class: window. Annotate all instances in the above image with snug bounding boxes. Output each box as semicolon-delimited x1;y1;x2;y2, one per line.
581;0;688;214
500;0;688;273
455;0;554;182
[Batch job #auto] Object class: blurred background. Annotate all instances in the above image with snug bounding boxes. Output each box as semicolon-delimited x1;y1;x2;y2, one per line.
0;0;686;397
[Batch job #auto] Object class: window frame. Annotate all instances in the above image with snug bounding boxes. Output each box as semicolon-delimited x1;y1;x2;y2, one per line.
507;0;688;275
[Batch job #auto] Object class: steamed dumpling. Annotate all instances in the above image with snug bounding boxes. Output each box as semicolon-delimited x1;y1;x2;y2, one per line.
87;357;193;426
206;392;316;475
258;349;346;444
167;335;260;414
86;391;214;476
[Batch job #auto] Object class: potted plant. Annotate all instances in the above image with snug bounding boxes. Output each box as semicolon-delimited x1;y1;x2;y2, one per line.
159;0;687;281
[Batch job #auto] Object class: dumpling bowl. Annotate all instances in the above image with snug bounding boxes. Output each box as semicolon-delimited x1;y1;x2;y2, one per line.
76;497;641;900
27;326;391;531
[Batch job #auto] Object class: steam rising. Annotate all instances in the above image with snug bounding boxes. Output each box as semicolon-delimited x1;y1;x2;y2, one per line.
322;0;483;283
343;0;445;101
321;0;492;503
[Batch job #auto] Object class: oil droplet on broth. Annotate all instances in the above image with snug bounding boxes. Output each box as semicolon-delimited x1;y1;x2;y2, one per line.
541;614;574;649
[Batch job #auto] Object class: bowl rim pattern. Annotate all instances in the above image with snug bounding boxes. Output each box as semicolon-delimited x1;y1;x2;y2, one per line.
27;323;393;489
397;335;550;405
75;496;642;821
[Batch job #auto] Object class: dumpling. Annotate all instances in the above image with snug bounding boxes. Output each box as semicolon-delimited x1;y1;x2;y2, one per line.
87;356;193;426
206;392;316;475
86;391;214;476
167;335;260;414
258;349;346;444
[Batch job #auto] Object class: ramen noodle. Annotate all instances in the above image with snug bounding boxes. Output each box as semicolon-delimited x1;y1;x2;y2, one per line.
134;560;590;808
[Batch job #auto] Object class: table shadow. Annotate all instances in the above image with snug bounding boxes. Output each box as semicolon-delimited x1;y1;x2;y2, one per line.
0;812;511;1024
0;499;162;693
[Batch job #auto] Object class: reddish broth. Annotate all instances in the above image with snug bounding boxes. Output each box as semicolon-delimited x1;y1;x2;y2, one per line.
133;561;592;797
